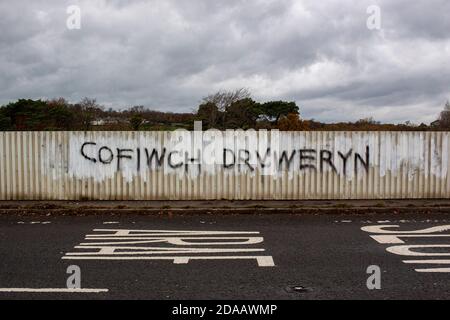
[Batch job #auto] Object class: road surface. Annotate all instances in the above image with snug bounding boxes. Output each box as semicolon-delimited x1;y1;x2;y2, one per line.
0;212;449;300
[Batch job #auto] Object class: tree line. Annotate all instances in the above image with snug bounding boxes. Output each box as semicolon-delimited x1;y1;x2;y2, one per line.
0;90;449;131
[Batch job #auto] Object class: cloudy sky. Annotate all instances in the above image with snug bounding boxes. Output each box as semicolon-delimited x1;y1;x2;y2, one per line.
1;0;449;123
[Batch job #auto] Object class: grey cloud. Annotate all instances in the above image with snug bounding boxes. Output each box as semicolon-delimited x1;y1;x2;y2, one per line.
0;0;449;123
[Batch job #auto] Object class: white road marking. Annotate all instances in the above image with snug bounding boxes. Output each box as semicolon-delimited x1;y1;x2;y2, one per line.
81;237;264;246
371;234;450;244
386;245;450;256
17;221;51;225
62;256;275;267
64;229;275;267
415;268;450;273
89;229;261;236
404;260;450;264
362;224;450;273
67;247;265;255
362;225;450;234
0;288;108;293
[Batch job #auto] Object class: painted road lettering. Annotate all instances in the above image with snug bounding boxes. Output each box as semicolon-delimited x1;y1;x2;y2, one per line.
362;225;450;273
63;229;275;267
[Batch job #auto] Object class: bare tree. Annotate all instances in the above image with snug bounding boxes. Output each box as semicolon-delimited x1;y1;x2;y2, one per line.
202;88;251;128
77;98;103;131
129;105;145;114
202;88;251;112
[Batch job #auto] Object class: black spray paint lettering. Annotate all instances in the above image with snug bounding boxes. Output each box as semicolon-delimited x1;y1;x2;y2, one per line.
278;150;296;171
256;148;271;168
185;150;202;173
145;148;166;168
222;149;255;172
116;149;133;171
299;149;317;171
355;146;370;174
239;149;255;172
136;148;141;172
223;148;236;169
320;150;338;174
81;142;97;163
168;151;183;169
98;146;114;164
338;149;353;175
79;143;370;175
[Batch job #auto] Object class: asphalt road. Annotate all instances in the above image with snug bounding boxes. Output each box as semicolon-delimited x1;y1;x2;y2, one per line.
0;212;449;300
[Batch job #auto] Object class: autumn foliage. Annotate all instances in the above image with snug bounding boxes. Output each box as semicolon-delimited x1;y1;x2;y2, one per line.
0;92;447;131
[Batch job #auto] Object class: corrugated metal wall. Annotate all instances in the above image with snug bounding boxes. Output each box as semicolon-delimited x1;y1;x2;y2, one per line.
0;131;449;200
